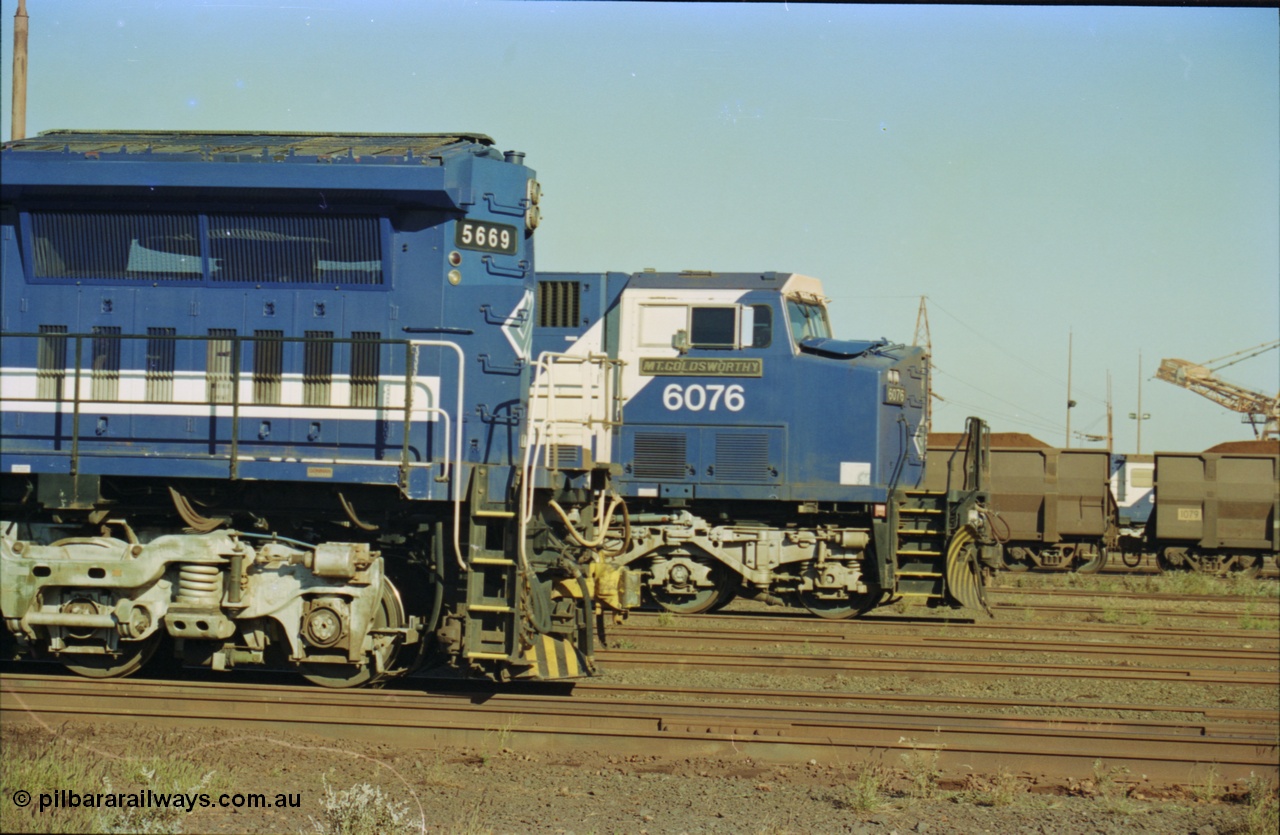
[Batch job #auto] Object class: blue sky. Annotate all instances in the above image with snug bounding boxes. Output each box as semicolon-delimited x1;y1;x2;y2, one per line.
3;1;1276;453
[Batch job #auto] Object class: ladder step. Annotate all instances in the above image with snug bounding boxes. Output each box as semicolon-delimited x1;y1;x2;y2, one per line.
898;549;942;556
899;508;943;514
895;571;943;578
465;651;511;660
898;529;937;535
468;604;514;613
471;557;516;567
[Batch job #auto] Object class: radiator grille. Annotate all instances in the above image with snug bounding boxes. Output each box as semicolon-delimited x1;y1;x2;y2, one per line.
29;211;383;285
208;214;382;284
252;330;283;405
547;444;584;470
715;433;770;481
90;326;122;401
350;332;380;408
632;433;688;481
32;212;200;280
206;329;235;404
538;281;581;328
303;331;334;406
145;327;177;402
36;325;68;400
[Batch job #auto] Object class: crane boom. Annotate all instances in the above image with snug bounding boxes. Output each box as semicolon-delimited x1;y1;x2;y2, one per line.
1155;351;1279;440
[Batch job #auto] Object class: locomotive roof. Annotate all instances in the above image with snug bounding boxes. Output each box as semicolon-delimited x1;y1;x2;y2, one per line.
624;271;822;295
1;130;499;164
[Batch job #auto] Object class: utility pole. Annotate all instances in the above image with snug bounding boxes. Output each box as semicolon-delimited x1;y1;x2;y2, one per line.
12;0;29;141
1106;371;1113;451
912;296;934;433
1129;350;1150;454
1065;330;1076;448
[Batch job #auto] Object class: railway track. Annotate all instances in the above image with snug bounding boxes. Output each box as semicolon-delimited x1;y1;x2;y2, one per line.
987;586;1280;605
622;610;1280;646
607;625;1280;669
988;601;1279;625
573;681;1279;724
598;647;1279;686
692;597;1277;627
3;674;1274;787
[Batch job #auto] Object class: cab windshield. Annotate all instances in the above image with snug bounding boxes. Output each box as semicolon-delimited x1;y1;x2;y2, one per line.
786;298;832;345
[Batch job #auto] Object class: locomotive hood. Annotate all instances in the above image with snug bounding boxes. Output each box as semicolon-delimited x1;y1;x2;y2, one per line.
797;336;892;359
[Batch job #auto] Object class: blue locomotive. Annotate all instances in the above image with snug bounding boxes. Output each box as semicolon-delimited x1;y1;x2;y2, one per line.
530;271;994;618
0;130;636;685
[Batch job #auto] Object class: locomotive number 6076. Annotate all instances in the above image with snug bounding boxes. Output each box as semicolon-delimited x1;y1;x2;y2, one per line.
662;383;745;412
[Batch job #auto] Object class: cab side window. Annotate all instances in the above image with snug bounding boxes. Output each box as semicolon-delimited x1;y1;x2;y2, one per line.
689;306;736;349
745;304;772;348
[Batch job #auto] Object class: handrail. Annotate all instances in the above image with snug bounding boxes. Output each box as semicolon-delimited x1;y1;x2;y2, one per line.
230;338;243;479
518;350;625;571
0;333;462;558
406;339;467;572
70;335;84;477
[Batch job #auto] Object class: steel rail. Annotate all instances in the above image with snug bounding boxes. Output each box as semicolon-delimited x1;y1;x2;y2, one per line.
609;626;1280;668
570;681;1280;725
596;648;1280;686
2;674;1273;786
988;602;1279;623
987;586;1280;605
622;610;1280;646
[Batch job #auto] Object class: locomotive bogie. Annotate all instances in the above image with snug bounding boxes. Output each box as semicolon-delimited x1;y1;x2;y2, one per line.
0;526;415;685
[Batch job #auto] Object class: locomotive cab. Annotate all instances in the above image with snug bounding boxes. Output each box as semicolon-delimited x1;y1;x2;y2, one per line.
532;270;989;618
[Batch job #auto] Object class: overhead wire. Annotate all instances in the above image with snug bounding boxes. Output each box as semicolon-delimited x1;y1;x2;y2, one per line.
931;362;1069;436
924;296;1108;407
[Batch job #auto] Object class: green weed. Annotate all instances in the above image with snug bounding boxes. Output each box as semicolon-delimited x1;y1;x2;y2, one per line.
849;763;887;812
1244;773;1279;835
1092;759;1135;815
309;778;421;835
899;741;943;801
1;736;109;834
1190;765;1222;804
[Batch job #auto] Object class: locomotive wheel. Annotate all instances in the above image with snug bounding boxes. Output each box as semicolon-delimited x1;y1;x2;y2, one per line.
1229;554;1261;580
1074;551;1107;574
797;589;879;620
707;588;739;613
302;579;405;689
62;632;161;679
650;562;735;615
1001;554;1030;572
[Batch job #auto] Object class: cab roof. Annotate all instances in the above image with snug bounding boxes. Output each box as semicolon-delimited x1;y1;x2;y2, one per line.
2;130;498;165
624;271;825;297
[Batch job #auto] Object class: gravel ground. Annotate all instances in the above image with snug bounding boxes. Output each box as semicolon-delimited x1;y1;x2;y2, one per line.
2;721;1274;835
2;573;1276;834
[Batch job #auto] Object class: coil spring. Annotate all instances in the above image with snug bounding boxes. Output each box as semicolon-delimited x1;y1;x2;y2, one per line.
176;563;223;606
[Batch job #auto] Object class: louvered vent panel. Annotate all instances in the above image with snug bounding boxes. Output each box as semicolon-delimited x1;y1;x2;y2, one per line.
538;281;581;328
208;215;382;284
715;433;770;481
632;433;688;481
31;212;201;280
548;444;584;469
